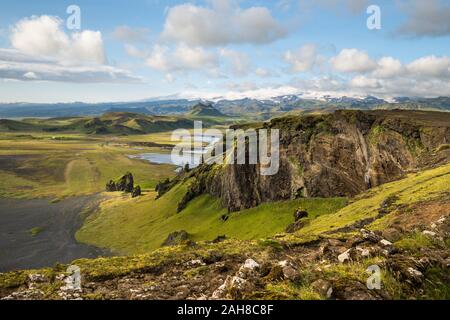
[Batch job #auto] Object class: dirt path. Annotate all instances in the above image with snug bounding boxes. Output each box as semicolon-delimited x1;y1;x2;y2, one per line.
0;195;111;272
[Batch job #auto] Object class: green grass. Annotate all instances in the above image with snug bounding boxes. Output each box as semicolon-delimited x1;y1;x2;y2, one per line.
294;163;450;239
395;231;434;251
0;133;176;198
76;180;346;254
29;227;44;237
77;163;450;255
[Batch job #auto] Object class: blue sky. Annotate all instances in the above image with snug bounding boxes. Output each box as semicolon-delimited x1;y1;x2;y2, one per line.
0;0;449;102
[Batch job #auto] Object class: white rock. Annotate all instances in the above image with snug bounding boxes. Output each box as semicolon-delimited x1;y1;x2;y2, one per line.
422;230;437;237
28;274;46;283
278;260;289;267
338;249;351;263
242;259;260;271
407;267;423;278
211;283;227;299
356;247;370;258
379;239;392;247
436;216;446;225
187;259;205;266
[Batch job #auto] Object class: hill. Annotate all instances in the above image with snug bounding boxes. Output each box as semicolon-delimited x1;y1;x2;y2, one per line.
188;103;225;117
0;112;194;135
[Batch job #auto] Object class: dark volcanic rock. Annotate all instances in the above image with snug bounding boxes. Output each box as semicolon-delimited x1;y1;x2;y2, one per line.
294;209;308;221
106;180;117;192
285;220;306;233
106;172;134;193
116;172;134;193
132;186;141;198
162;230;190;247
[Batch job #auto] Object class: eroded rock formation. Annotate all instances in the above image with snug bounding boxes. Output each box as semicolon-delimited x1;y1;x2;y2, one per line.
180;110;450;212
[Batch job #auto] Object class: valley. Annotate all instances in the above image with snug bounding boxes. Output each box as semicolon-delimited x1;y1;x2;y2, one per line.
0;107;449;300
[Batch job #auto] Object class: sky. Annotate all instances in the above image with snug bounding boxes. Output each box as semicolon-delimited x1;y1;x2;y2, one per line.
0;0;449;103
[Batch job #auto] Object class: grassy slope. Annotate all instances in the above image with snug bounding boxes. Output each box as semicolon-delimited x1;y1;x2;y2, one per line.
76;162;450;255
291;163;450;242
76;181;347;254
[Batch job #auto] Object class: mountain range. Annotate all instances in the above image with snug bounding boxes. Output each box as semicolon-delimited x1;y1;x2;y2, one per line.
0;95;449;118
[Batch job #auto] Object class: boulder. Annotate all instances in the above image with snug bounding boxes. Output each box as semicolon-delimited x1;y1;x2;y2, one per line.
381;228;402;242
212;235;227;243
294;209;308;222
116;172;134;193
132;185;141;198
360;229;381;243
338;249;351;263
311;279;333;299
285;220;306;233
162;230;190;247
106;172;135;193
332;279;379;300
212;275;254;300
379;239;393;247
387;256;425;285
278;261;300;282
106;180;117;192
242;259;260;271
422;230;437;237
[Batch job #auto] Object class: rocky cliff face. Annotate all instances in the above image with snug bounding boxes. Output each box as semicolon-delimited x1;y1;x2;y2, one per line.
183;110;450;212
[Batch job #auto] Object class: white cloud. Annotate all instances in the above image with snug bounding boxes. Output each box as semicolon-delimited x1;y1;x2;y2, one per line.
299;0;369;15
330;48;376;73
0;15;142;83
164;73;175;83
11;15;105;65
350;75;381;89
407;55;450;78
220;49;251;76
396;0;450;38
124;44;148;59
372;57;404;78
284;44;322;72
145;44;218;73
112;25;150;44
23;71;38;79
0;48;141;83
255;67;275;78
161;1;287;46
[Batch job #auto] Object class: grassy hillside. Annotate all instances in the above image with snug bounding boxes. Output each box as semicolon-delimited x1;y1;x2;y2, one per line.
3;163;449;300
76;181;347;254
76;161;450;255
0;112;194;135
280;162;450;244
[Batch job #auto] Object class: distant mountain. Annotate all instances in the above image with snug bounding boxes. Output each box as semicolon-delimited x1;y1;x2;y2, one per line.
0;95;448;119
188;103;225;117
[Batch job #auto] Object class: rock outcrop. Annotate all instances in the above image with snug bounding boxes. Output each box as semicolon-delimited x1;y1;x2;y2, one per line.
106;172;142;197
179;110;450;212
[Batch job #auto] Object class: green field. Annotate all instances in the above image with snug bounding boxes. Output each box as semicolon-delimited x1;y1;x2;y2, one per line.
76;179;347;254
0;132;176;199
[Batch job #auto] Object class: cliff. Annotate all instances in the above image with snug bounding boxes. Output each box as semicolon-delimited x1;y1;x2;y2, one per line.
181;110;450;212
